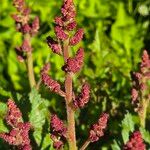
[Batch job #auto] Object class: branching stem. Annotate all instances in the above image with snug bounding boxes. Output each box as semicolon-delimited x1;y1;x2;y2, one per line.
63;40;77;150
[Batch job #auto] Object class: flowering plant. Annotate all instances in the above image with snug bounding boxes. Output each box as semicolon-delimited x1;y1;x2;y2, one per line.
0;0;150;150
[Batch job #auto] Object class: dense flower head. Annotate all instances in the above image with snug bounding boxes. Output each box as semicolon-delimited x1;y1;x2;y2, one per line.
53;139;64;150
50;114;67;137
123;131;146;150
12;0;39;36
62;47;84;73
61;0;76;22
89;113;109;142
73;83;90;108
131;50;150;111
141;50;150;71
66;21;77;31
13;0;25;12
46;36;62;55
50;114;67;150
54;26;68;41
6;99;22;127
41;72;61;93
69;28;84;45
31;16;40;36
0;99;31;150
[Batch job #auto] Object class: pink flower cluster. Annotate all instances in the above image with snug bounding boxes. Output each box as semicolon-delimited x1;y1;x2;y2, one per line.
89;113;109;142
12;0;39;36
46;0;84;66
41;72;61;93
73;83;90;108
62;47;84;73
0;99;31;150
46;36;62;55
41;63;66;97
12;0;39;61
69;29;84;46
123;131;146;150
131;50;150;112
50;114;67;150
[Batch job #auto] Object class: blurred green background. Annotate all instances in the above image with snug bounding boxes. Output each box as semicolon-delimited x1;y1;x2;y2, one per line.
0;0;150;149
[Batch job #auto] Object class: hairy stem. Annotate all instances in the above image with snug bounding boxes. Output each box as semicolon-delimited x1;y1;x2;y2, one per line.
27;51;36;88
63;40;77;150
139;99;148;128
25;34;36;88
80;139;90;150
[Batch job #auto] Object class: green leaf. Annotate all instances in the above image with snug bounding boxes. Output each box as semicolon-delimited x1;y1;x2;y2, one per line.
140;127;150;144
29;88;52;149
121;112;135;143
111;140;121;150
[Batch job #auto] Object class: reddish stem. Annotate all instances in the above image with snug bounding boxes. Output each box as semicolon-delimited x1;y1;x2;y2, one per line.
63;40;77;150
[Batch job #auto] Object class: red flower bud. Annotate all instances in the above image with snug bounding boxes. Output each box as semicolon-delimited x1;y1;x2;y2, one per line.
124;131;146;150
46;36;62;55
66;21;77;31
21;39;32;52
73;83;90;108
21;24;31;34
55;16;64;26
89;113;109;142
131;88;138;104
41;72;61;93
50;114;67;137
54;26;68;40
31;16;39;36
69;28;84;45
62;47;84;73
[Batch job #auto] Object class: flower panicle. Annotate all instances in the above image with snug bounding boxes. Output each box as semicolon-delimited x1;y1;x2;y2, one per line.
123;131;146;150
0;99;31;150
50;114;67;150
131;50;150;112
41;72;61;93
62;47;84;73
73;83;90;108
89;113;109;142
12;0;39;62
46;36;62;55
6;99;22;127
69;28;84;46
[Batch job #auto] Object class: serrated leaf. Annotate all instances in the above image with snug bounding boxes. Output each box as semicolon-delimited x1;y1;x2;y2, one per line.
140;127;150;144
29;88;51;148
121;112;135;143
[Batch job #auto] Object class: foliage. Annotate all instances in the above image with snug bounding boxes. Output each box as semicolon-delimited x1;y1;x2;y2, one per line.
0;0;150;149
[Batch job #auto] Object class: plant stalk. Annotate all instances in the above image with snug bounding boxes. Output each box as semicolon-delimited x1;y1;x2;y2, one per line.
80;139;90;150
139;99;148;128
27;51;36;88
63;40;77;150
